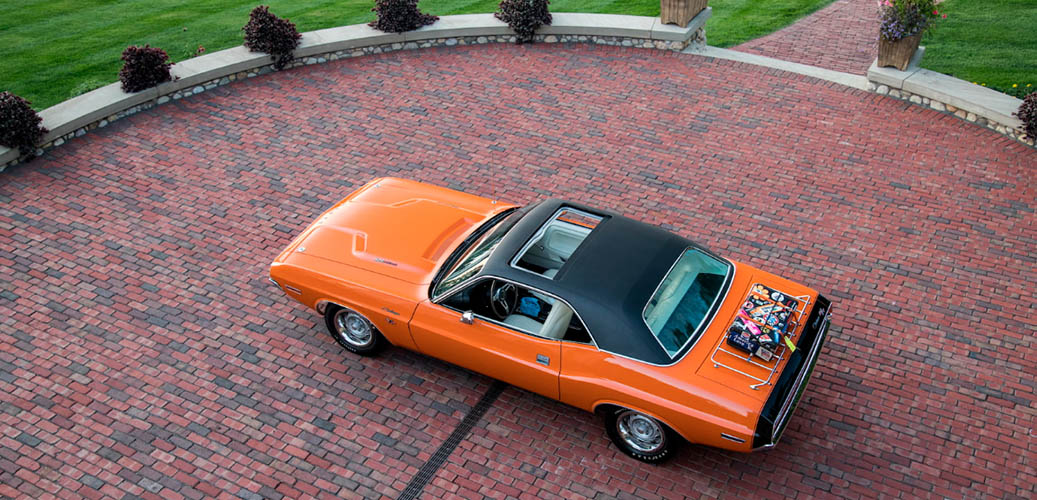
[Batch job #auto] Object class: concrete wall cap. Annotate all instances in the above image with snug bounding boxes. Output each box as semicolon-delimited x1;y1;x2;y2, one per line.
866;46;925;88
163;46;270;93
866;46;1023;129
541;13;655;38
403;14;511;40
902;69;1023;127
695;46;869;90
652;7;711;41
299;24;405;55
39;82;157;142
0;146;17;165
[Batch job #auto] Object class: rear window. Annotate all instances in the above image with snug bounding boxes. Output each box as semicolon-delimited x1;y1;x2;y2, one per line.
643;248;731;357
512;207;603;278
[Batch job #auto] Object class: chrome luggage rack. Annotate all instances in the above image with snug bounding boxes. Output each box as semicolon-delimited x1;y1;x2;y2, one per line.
710;285;811;390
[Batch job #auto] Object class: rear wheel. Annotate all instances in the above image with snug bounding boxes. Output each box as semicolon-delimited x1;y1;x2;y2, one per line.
604;408;677;463
324;305;386;356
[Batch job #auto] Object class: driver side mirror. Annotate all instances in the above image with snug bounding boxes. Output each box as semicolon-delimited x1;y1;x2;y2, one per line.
460;311;475;325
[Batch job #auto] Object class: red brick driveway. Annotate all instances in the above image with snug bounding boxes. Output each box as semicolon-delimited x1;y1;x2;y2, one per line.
736;0;881;74
1;44;1034;500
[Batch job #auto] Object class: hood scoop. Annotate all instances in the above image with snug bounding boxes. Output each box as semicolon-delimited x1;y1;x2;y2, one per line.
294;194;493;284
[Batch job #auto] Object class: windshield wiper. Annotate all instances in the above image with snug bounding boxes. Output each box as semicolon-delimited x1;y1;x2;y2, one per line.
429;208;517;297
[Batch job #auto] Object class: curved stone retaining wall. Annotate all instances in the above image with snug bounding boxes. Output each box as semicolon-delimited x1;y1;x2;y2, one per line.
5;9;1030;170
867;48;1032;147
0;11;710;172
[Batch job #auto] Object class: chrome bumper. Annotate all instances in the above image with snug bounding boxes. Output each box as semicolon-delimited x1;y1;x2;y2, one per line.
755;311;830;450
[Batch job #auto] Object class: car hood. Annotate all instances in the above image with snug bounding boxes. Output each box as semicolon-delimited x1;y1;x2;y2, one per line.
282;178;513;285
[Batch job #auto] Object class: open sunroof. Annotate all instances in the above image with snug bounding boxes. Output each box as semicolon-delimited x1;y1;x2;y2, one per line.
511;207;604;279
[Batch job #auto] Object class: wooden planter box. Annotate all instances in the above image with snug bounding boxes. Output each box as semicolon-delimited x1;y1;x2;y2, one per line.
661;0;708;27
877;33;922;71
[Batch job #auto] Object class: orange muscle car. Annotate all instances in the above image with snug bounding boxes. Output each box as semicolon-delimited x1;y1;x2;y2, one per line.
270;178;832;462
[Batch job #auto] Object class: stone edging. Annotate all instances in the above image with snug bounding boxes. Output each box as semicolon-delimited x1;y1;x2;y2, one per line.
686;46;869;90
0;11;711;171
867;48;1032;147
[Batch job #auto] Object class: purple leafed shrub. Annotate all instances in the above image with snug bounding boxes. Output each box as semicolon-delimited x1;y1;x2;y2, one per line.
119;45;174;93
1015;92;1037;141
0;92;48;156
243;5;302;70
369;0;438;33
496;0;552;44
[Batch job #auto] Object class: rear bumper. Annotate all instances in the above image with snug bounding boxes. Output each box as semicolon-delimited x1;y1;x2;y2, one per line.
753;295;831;450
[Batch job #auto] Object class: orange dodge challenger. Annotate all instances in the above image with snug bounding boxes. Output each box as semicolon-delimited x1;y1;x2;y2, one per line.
270;177;832;462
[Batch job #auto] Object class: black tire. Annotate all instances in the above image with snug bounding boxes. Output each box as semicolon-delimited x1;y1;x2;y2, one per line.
603;407;678;463
323;305;387;356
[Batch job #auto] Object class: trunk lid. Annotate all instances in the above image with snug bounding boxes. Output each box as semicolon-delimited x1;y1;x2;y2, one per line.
695;267;818;402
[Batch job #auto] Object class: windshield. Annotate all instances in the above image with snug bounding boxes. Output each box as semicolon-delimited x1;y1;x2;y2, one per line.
643;248;732;357
431;208;523;298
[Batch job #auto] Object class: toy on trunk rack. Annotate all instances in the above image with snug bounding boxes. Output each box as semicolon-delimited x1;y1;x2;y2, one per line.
711;284;810;389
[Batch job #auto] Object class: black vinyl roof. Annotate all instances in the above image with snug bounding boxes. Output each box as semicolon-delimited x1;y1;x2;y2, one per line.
480;199;729;365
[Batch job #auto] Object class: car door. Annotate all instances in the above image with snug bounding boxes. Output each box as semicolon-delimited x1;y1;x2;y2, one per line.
408;278;561;400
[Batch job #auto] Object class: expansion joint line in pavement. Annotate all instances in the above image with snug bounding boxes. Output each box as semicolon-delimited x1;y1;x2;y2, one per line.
397;381;507;500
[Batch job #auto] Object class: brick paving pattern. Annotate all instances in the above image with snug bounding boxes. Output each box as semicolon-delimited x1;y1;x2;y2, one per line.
1;44;1035;499
735;0;881;74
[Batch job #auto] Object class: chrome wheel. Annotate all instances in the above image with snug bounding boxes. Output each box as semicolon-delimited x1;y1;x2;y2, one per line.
334;309;374;348
616;410;665;454
323;304;386;356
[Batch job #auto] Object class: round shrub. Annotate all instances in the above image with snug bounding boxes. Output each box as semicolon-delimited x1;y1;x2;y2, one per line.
1015;91;1037;141
0;92;48;156
496;0;552;44
370;0;438;34
119;45;174;93
243;5;302;70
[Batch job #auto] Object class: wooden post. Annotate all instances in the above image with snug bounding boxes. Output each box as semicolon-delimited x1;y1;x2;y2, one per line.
660;0;707;27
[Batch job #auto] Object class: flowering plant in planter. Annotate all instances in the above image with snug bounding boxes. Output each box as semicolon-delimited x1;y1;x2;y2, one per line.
877;0;946;70
879;0;943;42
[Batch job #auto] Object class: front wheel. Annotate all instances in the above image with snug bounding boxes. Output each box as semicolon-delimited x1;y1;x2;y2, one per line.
324;305;386;356
604;408;678;463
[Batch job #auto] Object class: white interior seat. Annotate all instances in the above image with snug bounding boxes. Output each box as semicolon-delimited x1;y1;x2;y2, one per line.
501;300;573;340
539;303;573;340
502;314;543;334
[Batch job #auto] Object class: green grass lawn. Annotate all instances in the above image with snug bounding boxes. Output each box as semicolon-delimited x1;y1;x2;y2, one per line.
920;0;1036;98
0;0;834;110
706;0;833;48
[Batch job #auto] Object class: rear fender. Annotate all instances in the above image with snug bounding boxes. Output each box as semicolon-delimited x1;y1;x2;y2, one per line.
592;400;690;443
591;400;752;451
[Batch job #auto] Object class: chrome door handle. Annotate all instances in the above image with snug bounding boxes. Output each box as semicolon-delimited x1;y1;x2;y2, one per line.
460;311;474;325
536;354;550;366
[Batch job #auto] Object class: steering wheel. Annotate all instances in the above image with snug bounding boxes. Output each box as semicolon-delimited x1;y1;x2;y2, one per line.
488;280;518;319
